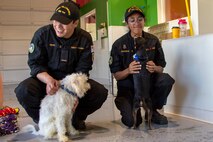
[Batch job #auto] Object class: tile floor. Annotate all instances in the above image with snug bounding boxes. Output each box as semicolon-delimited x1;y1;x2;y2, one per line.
1;84;213;142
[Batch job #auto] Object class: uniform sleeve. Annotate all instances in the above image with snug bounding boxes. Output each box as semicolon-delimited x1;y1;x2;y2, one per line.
75;35;93;74
28;32;48;77
109;42;122;73
154;39;166;67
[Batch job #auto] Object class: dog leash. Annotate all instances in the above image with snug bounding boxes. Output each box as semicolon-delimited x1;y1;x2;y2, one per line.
60;85;78;98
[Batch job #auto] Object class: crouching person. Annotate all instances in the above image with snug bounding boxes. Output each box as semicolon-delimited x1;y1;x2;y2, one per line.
15;1;108;130
109;6;175;128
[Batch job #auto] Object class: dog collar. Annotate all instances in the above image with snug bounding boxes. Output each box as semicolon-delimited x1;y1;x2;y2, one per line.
60;85;78;98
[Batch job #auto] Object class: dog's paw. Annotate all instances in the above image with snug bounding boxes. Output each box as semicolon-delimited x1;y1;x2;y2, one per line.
70;129;79;135
44;135;53;140
43;130;56;139
58;135;69;142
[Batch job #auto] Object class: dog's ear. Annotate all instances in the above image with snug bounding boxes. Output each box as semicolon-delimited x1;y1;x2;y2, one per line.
73;73;90;97
73;78;80;86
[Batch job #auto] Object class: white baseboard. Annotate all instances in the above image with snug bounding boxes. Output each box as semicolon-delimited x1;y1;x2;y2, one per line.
165;104;213;124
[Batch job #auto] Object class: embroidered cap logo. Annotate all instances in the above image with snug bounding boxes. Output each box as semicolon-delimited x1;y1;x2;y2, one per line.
128;6;143;13
56;6;71;16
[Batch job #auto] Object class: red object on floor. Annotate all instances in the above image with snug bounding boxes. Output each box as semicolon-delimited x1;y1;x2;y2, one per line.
0;106;19;117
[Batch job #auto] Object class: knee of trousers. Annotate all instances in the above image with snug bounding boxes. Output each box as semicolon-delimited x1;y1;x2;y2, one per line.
88;79;108;101
121;115;134;127
15;81;38;105
15;83;28;103
94;86;108;107
159;73;175;87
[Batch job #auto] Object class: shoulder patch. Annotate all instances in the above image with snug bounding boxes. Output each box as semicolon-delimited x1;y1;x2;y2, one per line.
29;43;35;53
109;56;113;65
122;44;127;49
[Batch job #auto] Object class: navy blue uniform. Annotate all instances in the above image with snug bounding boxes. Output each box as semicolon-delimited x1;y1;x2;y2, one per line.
15;25;108;125
109;31;175;127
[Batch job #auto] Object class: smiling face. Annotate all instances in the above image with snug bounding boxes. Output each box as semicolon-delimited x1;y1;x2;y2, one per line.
53;20;79;38
126;13;145;38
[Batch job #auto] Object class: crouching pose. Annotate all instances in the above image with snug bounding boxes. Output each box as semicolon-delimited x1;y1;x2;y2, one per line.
109;6;175;128
15;1;108;133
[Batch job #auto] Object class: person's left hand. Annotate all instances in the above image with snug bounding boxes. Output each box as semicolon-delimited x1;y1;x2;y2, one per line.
146;61;156;73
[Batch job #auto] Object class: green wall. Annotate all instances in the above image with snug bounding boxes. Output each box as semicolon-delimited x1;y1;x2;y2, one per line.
80;0;158;33
145;0;158;26
108;0;158;26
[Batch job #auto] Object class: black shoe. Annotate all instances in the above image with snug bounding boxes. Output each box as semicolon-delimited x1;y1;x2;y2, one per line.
151;110;168;125
73;120;86;130
34;124;39;131
33;119;38;124
135;109;143;128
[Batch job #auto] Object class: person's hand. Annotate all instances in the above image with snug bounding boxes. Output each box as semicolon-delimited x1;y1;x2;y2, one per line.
128;61;141;74
72;99;79;112
46;78;59;95
146;61;156;73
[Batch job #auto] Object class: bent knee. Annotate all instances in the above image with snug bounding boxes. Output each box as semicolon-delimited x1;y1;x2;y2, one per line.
15;78;45;104
15;82;30;102
95;84;108;103
100;87;108;102
165;73;175;84
160;73;175;86
121;116;134;128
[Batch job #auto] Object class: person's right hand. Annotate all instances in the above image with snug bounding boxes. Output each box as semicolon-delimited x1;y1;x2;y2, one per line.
46;78;59;95
128;61;141;74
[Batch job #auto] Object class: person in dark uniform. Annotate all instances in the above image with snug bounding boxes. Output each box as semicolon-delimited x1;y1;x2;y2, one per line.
109;6;175;128
15;1;108;130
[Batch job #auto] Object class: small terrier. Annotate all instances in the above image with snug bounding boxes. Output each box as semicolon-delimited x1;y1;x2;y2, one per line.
23;73;90;142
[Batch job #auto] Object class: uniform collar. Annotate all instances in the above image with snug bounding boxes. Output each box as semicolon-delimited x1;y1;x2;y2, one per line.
128;30;146;39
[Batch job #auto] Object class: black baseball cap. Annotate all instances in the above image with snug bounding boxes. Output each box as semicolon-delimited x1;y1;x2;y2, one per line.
125;6;145;22
50;1;80;25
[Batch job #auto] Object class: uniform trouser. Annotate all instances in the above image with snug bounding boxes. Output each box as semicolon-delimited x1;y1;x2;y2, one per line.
115;73;175;127
15;77;108;124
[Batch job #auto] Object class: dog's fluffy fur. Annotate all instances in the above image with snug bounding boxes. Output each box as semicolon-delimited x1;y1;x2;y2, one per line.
23;73;90;142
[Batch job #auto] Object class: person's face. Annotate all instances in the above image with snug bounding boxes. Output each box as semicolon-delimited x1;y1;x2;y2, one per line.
126;13;145;38
53;20;79;38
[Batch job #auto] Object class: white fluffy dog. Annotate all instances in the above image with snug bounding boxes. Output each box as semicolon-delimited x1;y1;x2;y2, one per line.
23;73;90;142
